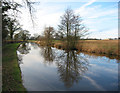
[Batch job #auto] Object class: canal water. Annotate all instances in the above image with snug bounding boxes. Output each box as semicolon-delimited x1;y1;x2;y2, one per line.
17;43;119;91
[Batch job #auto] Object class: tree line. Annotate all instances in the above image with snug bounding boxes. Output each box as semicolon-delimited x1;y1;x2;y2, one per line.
2;0;88;49
39;8;88;50
2;0;34;43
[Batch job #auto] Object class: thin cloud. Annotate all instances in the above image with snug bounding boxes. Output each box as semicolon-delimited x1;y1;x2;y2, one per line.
81;0;96;9
89;28;118;39
84;76;105;91
88;9;117;19
17;0;118;39
75;0;96;14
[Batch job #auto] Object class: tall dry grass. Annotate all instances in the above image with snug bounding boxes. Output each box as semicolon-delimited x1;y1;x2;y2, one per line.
34;40;119;56
76;40;118;56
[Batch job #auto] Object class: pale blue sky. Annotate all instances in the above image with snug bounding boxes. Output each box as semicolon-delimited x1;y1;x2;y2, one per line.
17;0;118;39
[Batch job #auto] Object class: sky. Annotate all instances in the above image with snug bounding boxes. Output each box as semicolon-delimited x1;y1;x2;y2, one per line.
16;0;119;39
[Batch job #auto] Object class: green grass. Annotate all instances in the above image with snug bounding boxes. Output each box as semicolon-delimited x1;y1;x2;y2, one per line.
2;43;26;92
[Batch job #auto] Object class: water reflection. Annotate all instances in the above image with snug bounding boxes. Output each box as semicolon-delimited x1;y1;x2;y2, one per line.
55;50;89;88
40;43;89;88
31;43;39;49
42;46;55;65
17;43;118;91
17;43;31;64
77;51;120;60
17;54;23;64
17;43;31;54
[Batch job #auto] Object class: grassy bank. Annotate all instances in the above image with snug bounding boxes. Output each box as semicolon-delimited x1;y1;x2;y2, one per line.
34;40;119;57
2;43;26;92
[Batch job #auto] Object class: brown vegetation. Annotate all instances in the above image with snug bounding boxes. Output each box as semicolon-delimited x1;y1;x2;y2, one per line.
76;40;118;56
34;40;119;56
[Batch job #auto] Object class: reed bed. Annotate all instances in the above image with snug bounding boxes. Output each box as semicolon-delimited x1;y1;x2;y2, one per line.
76;40;119;56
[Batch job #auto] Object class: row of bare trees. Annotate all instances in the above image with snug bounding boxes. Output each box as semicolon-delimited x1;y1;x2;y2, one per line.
2;0;88;47
41;8;88;49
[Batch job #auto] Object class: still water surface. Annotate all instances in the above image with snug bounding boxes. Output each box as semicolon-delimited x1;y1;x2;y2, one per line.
17;43;119;91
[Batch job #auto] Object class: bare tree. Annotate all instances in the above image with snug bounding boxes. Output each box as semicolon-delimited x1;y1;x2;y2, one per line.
44;26;55;46
58;8;88;50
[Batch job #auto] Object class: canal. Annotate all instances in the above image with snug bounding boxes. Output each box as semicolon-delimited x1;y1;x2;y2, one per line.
17;43;119;91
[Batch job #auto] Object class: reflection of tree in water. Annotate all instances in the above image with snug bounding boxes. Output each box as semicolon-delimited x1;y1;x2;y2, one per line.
55;50;89;88
42;46;55;65
17;54;23;64
17;43;89;88
17;43;31;64
17;43;31;54
30;42;39;49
